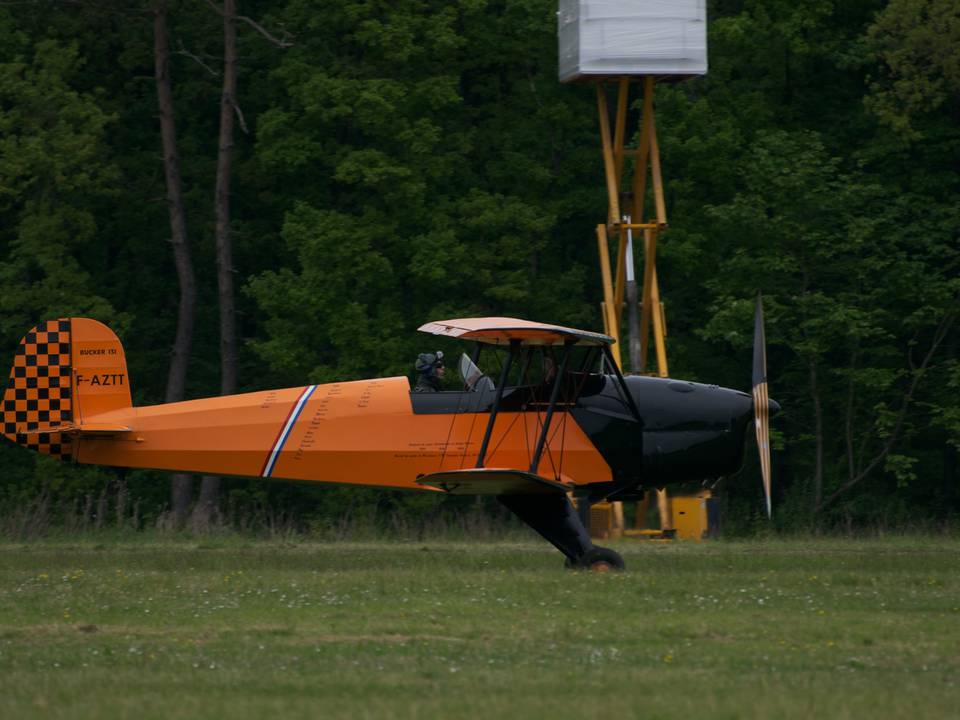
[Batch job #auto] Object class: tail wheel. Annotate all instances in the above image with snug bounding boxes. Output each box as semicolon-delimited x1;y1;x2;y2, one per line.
565;546;625;572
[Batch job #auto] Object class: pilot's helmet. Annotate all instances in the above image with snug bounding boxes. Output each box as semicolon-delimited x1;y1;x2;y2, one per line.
415;351;444;375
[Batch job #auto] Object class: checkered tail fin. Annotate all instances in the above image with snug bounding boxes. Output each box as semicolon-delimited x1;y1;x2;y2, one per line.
2;318;132;462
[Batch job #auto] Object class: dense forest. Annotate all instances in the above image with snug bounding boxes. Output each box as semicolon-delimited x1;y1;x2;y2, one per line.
0;0;956;535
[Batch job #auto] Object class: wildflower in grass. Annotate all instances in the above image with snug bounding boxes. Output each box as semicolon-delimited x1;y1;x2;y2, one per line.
663;653;674;663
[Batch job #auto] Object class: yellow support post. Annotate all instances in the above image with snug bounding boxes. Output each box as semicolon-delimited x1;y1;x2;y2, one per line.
612;80;631;328
645;77;667;227
650;266;669;377
595;85;620;227
632;79;653;229
656;488;672;533
631;77;669;378
639;227;658;373
596;225;622;368
613;77;630;185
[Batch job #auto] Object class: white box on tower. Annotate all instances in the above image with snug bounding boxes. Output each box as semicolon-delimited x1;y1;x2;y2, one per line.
558;0;707;82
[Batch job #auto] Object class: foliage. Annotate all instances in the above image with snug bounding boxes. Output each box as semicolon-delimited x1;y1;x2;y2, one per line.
0;33;127;345
866;0;960;138
0;0;956;530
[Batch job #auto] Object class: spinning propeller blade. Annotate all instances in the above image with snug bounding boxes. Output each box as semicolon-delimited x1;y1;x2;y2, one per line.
752;293;773;518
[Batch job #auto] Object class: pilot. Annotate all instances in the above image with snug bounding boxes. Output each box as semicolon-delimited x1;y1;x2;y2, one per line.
413;351;445;392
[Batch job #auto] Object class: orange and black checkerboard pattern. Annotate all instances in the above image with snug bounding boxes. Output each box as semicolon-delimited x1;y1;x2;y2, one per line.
2;319;73;461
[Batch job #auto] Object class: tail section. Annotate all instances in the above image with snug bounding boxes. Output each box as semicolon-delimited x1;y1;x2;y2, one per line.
2;318;131;462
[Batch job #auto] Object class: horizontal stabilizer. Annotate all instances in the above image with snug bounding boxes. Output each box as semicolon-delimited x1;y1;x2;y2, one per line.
20;422;131;436
416;468;571;495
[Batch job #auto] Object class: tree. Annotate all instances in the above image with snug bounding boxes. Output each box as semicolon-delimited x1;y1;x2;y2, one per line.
699;129;957;520
247;0;599;386
866;0;960;140
0;36;124;341
190;0;292;528
153;0;199;527
0;0;955;533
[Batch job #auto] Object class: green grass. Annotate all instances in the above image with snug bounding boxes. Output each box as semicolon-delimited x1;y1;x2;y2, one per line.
1;536;958;719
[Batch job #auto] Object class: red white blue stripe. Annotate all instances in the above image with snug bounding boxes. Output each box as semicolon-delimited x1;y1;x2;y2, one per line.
261;385;317;478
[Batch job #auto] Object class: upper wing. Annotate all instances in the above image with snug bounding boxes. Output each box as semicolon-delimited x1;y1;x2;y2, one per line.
418;317;613;346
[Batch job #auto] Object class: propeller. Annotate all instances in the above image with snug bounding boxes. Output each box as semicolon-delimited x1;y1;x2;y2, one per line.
752;293;774;518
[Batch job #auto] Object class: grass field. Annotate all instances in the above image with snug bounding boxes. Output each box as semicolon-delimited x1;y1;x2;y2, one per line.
1;535;958;719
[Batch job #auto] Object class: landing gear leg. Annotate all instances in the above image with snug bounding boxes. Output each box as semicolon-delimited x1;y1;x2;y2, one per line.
498;494;625;571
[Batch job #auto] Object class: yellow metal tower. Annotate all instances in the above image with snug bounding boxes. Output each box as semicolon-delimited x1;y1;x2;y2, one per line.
589;76;682;539
558;1;711;539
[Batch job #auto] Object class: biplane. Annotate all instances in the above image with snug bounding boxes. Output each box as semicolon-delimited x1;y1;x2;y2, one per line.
2;314;777;570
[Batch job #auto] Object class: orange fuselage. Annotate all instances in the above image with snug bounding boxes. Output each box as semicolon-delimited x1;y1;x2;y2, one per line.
77;378;612;489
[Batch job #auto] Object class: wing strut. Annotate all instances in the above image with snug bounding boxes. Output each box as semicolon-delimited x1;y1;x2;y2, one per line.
602;345;642;423
529;340;574;474
476;339;519;468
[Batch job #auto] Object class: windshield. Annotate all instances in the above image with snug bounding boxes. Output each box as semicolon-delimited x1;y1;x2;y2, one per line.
459;353;495;392
459;353;483;389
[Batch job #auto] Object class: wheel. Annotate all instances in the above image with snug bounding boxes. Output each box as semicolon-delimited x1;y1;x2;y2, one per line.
563;546;625;572
582;546;625;572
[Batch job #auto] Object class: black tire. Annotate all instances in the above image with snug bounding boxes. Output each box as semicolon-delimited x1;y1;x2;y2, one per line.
583;546;625;572
564;546;625;572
